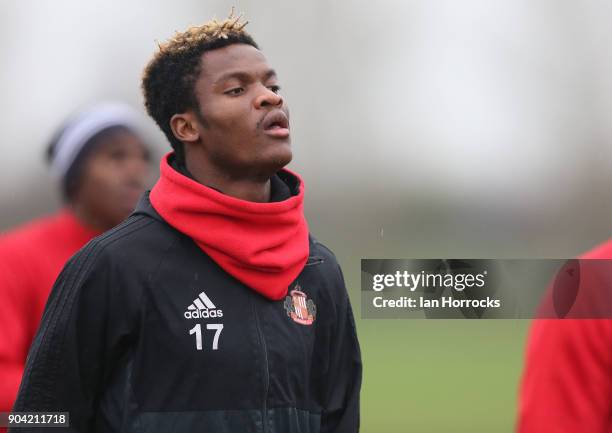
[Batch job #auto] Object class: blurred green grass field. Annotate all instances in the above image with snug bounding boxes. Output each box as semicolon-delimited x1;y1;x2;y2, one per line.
307;200;582;433
357;319;530;433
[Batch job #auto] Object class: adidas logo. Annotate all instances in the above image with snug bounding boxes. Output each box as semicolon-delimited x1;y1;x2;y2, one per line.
184;291;224;319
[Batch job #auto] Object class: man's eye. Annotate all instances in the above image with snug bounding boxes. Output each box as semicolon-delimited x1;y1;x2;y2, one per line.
268;85;281;93
225;87;244;96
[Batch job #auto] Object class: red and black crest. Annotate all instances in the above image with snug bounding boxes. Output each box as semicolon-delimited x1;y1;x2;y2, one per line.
284;283;316;325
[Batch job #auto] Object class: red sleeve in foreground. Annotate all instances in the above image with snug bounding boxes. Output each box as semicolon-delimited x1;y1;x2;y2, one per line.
517;319;612;433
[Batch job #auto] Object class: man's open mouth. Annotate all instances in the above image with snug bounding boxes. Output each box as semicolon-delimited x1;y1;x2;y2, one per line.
262;110;290;138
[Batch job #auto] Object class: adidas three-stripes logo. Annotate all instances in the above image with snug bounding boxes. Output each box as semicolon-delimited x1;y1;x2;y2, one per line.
184;291;224;319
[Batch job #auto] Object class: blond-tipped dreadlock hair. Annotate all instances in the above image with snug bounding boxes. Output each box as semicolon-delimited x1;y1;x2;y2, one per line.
141;9;258;161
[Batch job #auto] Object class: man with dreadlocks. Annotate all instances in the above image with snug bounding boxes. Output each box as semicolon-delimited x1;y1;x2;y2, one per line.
11;11;362;433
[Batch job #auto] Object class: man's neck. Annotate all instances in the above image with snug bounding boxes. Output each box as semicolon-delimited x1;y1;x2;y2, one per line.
69;202;114;232
185;157;273;203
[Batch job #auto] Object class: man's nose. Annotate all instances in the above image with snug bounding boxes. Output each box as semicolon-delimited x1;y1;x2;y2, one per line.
254;85;283;109
124;155;150;184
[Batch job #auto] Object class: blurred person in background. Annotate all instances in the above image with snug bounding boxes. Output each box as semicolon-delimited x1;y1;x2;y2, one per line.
0;102;151;417
518;241;612;433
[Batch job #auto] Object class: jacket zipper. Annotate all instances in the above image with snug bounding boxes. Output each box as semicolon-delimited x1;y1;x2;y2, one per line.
252;299;270;433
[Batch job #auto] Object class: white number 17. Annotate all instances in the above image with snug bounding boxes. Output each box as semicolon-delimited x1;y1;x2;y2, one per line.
189;323;224;350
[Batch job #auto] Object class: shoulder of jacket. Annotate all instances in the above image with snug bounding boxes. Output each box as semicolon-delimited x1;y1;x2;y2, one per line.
308;233;348;292
309;233;339;264
66;214;166;275
65;217;147;262
85;214;155;250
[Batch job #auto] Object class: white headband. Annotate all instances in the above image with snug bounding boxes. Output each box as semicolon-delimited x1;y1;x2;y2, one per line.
50;102;143;179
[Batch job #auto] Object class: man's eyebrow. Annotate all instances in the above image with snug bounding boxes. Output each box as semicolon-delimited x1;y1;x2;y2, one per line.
214;69;277;85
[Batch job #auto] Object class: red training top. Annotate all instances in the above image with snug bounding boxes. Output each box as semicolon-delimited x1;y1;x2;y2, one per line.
0;210;99;417
518;239;612;433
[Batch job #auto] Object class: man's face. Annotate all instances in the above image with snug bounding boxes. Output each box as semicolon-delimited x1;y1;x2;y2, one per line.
191;43;291;177
74;130;150;229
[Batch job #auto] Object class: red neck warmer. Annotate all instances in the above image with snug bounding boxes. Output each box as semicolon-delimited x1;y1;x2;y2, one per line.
149;153;309;300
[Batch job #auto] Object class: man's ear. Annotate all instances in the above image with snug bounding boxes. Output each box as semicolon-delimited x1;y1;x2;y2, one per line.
170;112;200;143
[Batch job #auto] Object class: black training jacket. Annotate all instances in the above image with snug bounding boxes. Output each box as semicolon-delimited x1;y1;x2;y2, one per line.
11;190;362;433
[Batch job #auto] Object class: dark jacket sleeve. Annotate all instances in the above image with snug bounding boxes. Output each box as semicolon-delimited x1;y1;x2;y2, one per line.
321;264;362;433
9;242;136;433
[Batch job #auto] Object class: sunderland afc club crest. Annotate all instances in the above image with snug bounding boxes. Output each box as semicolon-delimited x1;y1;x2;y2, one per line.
284;283;316;325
